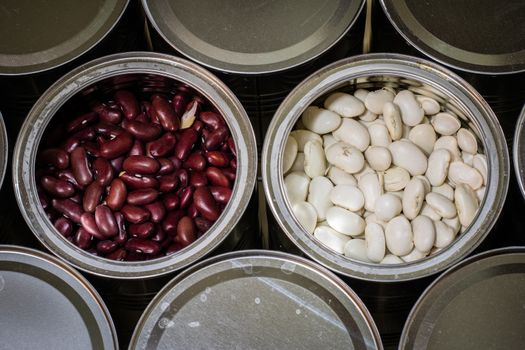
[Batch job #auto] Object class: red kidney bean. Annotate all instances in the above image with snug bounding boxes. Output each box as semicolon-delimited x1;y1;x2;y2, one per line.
193;187;220;221
41;175;75;198
210;186;232;204
171;94;186;117
192;120;204;133
135;113;148;123
141;100;153;118
227;137;236;157
74;228;92;249
204;126;229;150
183;152;206;171
106;248;127;261
162;193;180;211
162;210;184;234
73;126;97;142
110;156;125;172
62;137;81;153
175;169;189;187
80;213;106;240
129;222;154;239
168;156;182;170
94;104;122;124
100;131;133;159
83;181;103;213
178;186;195;209
69;193;82;204
194;217;213;233
97;240;118;254
121;119;162;141
57;169;82;189
52;198;83;223
147;132;176;157
223;167;236;182
106;178;127;211
70;147;93;187
83;142;101;158
158;158;175;175
206;151;230;167
190;171;208;187
175;216;197;247
125;239;160;255
39;148;69;169
199;111;224;130
114;212;127;245
187;203;199;219
94;122;124;138
120;173;158;190
95;205;118;237
123;155;160;175
150;225;166;243
121;204;150;224
92;158;114;186
230;158;237;170
151;94;180;131
205;167;230;188
115;90;140;120
38;187;49;209
174;128;198;160
54;217;73;237
67;112;98;133
144;201;166;223
166;243;183;255
127;189;159;205
128;139;144;156
159;173;179;193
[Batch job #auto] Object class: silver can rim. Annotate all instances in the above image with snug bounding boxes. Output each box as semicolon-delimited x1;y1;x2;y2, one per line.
513;104;525;200
12;52;257;279
262;53;509;282
0;112;7;190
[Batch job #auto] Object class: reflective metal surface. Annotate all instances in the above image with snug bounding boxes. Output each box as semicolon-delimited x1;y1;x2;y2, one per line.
513;105;525;200
0;112;7;190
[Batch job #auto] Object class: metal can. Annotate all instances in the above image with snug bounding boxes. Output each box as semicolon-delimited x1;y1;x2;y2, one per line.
399;247;525;349
0;112;7;190
130;250;382;350
0;244;118;349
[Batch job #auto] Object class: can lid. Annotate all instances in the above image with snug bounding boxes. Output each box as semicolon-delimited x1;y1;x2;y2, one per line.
0;112;7;189
380;0;525;74
0;0;128;75
143;0;365;75
400;247;525;349
131;250;381;349
513;105;525;200
0;245;118;349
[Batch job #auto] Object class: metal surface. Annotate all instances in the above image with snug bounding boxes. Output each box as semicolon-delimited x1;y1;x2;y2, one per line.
399;247;525;350
380;0;525;75
0;0;129;75
0;112;7;190
262;53;509;282
142;0;365;75
513;105;525;200
12;52;257;279
0;245;117;349
130;250;382;350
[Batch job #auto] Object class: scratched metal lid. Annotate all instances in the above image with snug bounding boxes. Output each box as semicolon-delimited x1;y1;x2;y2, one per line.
0;0;128;75
400;247;525;349
130;250;382;350
0;112;7;189
0;245;118;349
380;0;525;74
142;0;365;74
513;105;525;200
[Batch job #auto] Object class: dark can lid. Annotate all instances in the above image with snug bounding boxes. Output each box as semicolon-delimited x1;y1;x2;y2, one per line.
400;247;525;349
380;0;525;74
0;112;7;189
0;245;118;349
142;0;365;75
0;0;128;75
130;250;382;349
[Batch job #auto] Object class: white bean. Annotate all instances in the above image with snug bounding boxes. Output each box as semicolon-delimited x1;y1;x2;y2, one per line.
416;95;440;115
384;166;410;192
457;128;478;154
425;192;457;219
383;102;403;140
365;213;387;230
314;226;350;254
380;254;403;264
358;172;383;212
344;239;370;262
333;118;370;152
324;92;365;118
307;177;334;221
290;152;305;172
290;130;322;151
327;166;357;186
402;178;425;219
448;161;483;190
388;140;428;176
284;172;310;204
375;193;402;221
359;110;378;122
302;106;342;134
354;163;375;182
412;215;435;253
415;175;431;194
476;187;485;203
462;152;474;166
292;201;317;233
368;121;392;147
385;215;414;256
420;203;442;221
432;183;454;201
353;89;369;102
330;185;365;212
434;221;456;248
304;140;326;178
455;184;479;227
408;124;436;155
326;206;366;236
325;142;365;174
431;112;461;136
401;248;427;262
365;88;395;114
283;135;298;173
322;134;337;149
393;90;424;126
442;216;461;235
434;136;461;161
365;146;392;171
472;154;487;186
365;223;386;262
425;149;451;186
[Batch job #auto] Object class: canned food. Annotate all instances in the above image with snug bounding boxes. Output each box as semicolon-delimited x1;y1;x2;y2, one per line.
0;244;117;349
400;247;525;350
130;250;382;350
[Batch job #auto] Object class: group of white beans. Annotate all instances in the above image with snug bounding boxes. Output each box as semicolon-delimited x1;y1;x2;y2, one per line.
283;87;487;264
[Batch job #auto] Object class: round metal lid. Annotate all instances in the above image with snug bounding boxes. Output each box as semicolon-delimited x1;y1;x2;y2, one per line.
380;0;525;74
513;105;525;200
142;0;365;75
0;113;7;189
0;245;118;349
400;247;525;349
0;0;128;75
131;250;382;350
